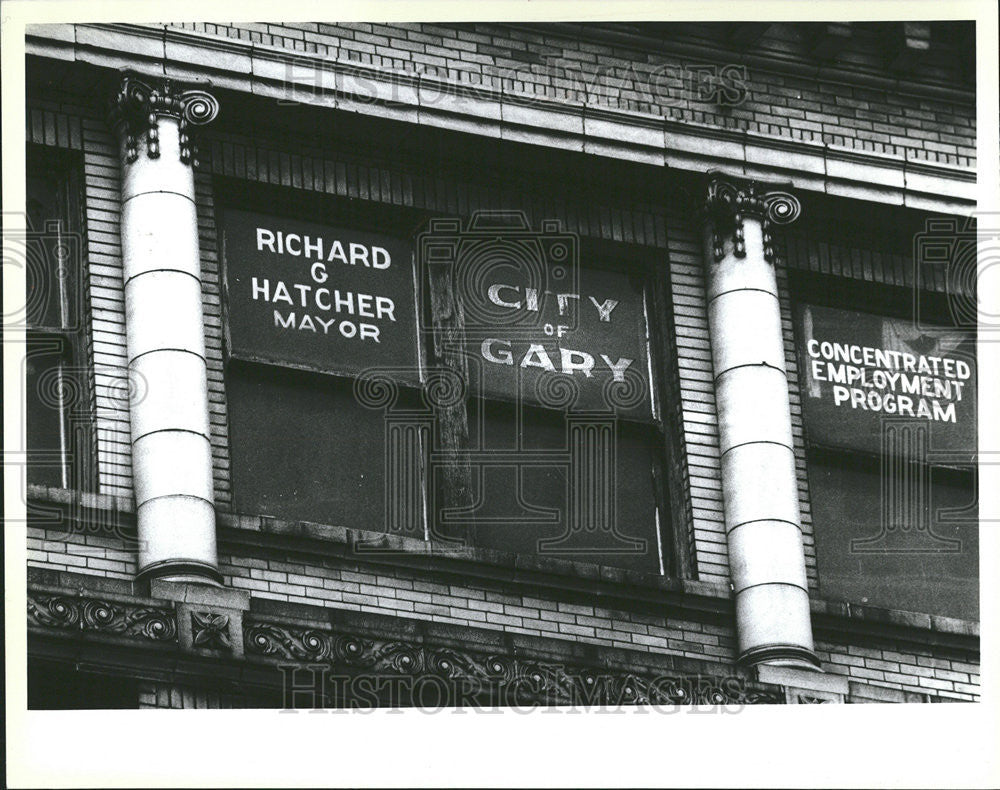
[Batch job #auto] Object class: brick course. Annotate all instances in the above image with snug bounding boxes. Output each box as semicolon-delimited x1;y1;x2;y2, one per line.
27;521;979;700
148;21;976;168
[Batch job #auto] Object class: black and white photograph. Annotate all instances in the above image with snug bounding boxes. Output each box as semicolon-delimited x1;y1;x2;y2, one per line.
4;1;998;787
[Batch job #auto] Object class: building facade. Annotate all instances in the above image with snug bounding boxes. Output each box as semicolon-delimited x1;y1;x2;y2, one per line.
23;21;979;708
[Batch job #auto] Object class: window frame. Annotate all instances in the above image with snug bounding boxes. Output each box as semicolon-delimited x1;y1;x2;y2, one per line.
787;262;978;619
24;144;96;493
214;177;691;579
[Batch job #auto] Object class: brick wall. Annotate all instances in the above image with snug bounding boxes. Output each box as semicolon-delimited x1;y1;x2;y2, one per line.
26;518;979;700
195;170;234;505
666;216;729;586
220;550;736;663
25;521;736;664
28;523;136;580
157;21;976;167
818;642;980;701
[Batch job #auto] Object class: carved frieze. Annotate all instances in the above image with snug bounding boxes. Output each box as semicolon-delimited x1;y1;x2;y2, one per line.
27;592;177;642
244;619;785;706
27;587;785;705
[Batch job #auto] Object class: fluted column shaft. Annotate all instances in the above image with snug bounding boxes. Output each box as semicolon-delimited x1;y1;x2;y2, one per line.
110;75;221;584
701;174;818;668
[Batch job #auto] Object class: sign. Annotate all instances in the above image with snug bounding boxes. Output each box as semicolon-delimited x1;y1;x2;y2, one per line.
466;267;655;419
796;304;976;455
220;209;419;383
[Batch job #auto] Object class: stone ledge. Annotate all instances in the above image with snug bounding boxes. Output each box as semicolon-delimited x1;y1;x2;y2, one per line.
246;593;735;679
150;579;250;610
847;681;930;704
810;598;980;639
24;24;977;214
757;664;849;695
25;485;982;649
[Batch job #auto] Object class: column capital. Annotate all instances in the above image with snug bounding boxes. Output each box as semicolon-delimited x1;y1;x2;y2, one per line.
702;173;801;263
108;72;219;166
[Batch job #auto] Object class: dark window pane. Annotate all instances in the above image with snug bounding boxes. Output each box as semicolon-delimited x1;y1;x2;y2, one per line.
226;362;426;540
459;398;662;573
809;457;978;620
25;335;68;488
26;167;71;330
25;150;92;492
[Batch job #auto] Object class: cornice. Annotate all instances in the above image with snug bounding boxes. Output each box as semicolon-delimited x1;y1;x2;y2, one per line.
25;23;976;215
513;22;976;104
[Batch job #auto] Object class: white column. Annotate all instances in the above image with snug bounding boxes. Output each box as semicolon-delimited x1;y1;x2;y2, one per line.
110;75;221;585
701;174;818;668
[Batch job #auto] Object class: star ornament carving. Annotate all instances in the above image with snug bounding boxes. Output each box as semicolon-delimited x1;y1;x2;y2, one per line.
191;610;231;649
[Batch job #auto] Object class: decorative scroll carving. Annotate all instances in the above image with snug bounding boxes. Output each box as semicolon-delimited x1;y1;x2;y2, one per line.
26;587;787;705
244;624;424;674
108;74;219;166
27;593;177;642
703;175;801;264
244;619;785;706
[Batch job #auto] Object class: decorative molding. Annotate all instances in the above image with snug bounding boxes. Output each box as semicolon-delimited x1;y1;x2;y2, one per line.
25;497;981;654
26;578;976;705
108;73;218;165
176;601;245;658
27;585;778;706
27;591;177;642
190;611;232;651
24;25;976;214
704;174;802;263
244;620;785;705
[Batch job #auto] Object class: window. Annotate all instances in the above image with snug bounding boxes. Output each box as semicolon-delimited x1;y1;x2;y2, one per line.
446;244;671;574
219;186;429;543
220;184;680;575
791;271;978;620
24;146;94;491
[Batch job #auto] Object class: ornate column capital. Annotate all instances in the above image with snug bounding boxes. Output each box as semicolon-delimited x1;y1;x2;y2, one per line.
108;72;219;166
702;173;801;263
